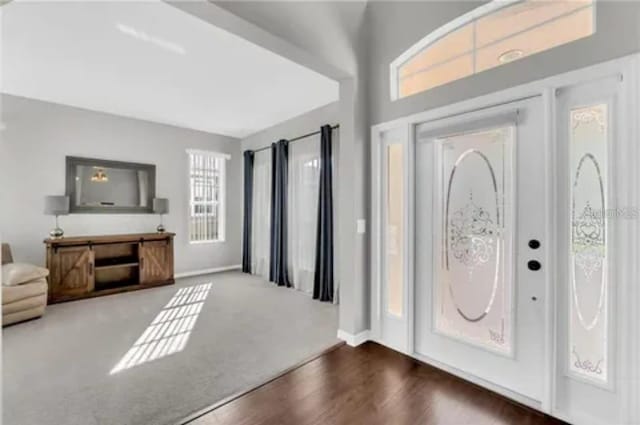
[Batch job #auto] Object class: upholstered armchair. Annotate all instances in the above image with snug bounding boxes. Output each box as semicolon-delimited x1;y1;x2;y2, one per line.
1;243;48;326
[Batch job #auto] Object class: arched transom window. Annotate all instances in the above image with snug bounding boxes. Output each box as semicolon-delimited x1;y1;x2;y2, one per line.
390;0;595;100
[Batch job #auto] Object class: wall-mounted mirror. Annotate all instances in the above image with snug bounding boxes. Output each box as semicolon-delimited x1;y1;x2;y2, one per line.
65;156;156;214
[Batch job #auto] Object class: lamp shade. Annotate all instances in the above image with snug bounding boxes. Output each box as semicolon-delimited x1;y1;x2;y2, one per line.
153;198;169;214
44;196;70;216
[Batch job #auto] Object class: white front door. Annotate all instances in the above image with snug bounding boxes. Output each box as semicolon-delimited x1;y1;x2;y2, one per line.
414;97;547;402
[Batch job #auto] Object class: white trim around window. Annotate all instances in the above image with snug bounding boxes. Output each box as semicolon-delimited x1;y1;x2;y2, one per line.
186;149;231;161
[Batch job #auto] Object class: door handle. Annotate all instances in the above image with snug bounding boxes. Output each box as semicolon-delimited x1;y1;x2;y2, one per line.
140;257;144;270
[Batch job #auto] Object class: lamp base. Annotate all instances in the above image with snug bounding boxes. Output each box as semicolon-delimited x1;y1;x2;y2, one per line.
156;224;166;233
50;227;64;239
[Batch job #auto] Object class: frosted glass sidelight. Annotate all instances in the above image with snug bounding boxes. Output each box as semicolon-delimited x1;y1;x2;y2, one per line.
434;126;514;355
385;144;404;317
569;103;608;384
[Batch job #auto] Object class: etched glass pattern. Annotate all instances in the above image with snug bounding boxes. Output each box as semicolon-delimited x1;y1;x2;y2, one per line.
435;126;514;354
569;103;608;383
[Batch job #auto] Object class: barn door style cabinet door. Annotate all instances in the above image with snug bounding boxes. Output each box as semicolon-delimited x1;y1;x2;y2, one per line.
47;245;95;300
139;239;174;285
45;233;175;303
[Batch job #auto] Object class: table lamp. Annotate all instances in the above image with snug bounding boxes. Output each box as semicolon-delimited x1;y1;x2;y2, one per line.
44;195;70;239
153;198;169;233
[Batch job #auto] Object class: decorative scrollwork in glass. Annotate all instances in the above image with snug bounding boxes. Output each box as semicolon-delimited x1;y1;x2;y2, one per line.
448;192;497;270
434;126;513;355
573;201;605;280
572;107;606;132
445;148;501;324
489;328;505;345
572;347;603;376
571;153;606;331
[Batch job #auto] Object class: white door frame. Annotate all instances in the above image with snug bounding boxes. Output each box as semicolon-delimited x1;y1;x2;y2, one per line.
370;53;639;424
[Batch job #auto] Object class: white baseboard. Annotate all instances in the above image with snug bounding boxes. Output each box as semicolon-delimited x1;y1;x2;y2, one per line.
175;265;241;279
337;329;370;347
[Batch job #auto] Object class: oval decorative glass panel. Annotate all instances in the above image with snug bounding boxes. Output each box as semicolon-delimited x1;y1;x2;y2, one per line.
434;125;513;354
445;149;500;323
571;153;606;330
568;103;608;384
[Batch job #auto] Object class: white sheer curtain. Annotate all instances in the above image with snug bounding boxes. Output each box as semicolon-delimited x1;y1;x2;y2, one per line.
332;132;340;303
250;130;339;302
286;131;340;302
251;150;271;279
287;136;321;294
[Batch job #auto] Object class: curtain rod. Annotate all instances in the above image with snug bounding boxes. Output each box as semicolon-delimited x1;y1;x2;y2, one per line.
250;124;340;154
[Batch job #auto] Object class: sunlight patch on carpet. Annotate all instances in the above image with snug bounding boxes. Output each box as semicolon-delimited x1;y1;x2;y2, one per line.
110;283;212;374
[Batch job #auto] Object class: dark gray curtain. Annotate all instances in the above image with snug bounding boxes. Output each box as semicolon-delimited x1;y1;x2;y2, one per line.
242;150;254;273
269;140;291;287
313;125;334;302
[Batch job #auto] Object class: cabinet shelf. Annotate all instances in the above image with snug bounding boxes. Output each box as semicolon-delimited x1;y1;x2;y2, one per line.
95;261;139;270
94;256;139;270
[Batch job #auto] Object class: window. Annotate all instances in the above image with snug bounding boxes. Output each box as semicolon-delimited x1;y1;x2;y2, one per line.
187;149;229;243
391;0;595;100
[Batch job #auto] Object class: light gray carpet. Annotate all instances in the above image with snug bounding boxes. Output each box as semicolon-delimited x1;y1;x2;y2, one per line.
3;272;339;425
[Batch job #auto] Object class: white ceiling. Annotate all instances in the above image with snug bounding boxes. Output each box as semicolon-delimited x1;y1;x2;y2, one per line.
0;1;339;138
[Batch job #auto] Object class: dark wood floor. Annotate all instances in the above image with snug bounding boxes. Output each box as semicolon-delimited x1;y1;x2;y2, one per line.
187;342;564;425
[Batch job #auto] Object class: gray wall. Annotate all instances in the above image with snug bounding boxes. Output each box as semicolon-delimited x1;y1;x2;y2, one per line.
367;0;640;125
213;0;640;337
215;1;366;77
214;1;372;336
0;94;242;273
241;101;339;151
